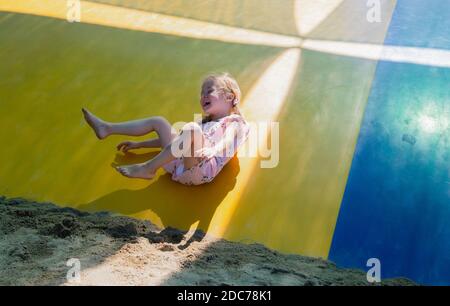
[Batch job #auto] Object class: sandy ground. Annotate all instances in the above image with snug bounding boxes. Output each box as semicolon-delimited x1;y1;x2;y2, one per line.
0;196;416;286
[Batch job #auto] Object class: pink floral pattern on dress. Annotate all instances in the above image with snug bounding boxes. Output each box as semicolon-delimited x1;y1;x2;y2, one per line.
162;114;250;185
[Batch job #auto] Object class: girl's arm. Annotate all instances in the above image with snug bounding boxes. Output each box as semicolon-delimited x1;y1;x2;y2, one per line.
139;138;162;148
117;138;161;152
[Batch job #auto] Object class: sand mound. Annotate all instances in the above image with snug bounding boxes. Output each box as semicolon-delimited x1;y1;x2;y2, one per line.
0;196;416;286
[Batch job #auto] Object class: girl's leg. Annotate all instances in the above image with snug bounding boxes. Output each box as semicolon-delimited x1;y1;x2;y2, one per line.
115;122;205;179
82;108;175;147
181;123;205;169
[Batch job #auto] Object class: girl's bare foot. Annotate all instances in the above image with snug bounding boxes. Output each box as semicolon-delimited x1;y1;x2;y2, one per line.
115;163;156;180
82;108;111;140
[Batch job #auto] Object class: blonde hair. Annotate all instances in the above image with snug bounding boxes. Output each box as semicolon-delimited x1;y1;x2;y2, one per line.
201;73;243;123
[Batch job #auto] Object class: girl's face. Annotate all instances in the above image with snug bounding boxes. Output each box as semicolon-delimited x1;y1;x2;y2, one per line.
200;80;233;117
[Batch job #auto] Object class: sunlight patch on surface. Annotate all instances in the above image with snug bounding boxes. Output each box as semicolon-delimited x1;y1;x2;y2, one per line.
294;0;344;36
207;49;301;237
6;0;437;67
0;0;302;47
302;39;450;68
417;103;450;134
419;115;438;133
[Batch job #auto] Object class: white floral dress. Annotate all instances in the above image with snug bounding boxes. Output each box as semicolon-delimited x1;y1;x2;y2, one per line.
162;114;250;185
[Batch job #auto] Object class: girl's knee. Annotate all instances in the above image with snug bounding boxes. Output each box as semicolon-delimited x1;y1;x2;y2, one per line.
177;122;203;157
152;116;170;127
182;122;203;141
183;121;201;133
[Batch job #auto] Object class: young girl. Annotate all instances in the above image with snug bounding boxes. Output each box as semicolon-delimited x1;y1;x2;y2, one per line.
82;73;250;186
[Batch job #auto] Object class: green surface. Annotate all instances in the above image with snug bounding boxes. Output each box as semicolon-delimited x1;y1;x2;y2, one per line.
224;49;379;257
0;12;281;208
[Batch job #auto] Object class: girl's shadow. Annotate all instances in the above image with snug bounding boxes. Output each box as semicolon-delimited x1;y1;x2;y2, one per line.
78;151;240;246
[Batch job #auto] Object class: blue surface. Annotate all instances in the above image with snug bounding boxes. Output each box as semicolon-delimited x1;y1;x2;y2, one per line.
329;1;450;285
384;0;450;50
329;61;450;285
329;64;450;284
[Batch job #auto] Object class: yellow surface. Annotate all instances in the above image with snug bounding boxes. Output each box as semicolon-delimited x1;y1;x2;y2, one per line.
0;0;396;258
0;10;280;229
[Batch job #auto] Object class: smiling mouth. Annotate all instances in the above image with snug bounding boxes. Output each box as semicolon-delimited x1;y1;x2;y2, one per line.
203;102;211;108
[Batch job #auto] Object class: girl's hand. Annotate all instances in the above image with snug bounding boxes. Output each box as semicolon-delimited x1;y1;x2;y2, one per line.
117;141;140;152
